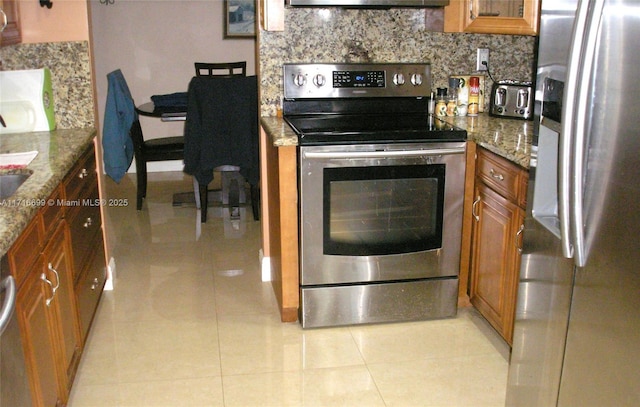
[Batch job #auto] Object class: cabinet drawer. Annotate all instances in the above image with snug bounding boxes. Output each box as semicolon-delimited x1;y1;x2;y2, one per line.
8;214;43;287
75;237;106;340
476;148;522;203
64;146;97;201
67;185;101;279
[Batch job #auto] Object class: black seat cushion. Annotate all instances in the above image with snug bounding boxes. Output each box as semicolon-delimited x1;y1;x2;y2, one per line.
144;136;185;160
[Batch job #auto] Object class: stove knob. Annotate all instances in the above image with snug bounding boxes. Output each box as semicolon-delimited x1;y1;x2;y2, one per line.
411;73;423;86
313;74;326;87
393;73;405;86
293;74;307;87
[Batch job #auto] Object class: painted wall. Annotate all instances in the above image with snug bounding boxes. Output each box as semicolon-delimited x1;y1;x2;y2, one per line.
18;0;90;43
89;0;257;172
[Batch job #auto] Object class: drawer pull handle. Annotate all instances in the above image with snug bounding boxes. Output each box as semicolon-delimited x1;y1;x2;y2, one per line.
516;223;525;253
472;195;481;222
83;217;93;228
48;263;61;295
1;10;7;33
490;168;504;181
41;273;55;306
78;168;89;179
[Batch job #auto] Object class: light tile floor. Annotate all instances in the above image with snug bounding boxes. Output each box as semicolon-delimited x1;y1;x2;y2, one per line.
68;172;510;407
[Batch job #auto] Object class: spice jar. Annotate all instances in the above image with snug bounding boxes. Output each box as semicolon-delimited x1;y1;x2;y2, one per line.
457;84;468;117
446;95;457;117
435;88;447;117
468;76;480;117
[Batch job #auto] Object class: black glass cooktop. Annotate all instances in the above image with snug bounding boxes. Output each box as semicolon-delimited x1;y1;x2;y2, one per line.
285;113;467;145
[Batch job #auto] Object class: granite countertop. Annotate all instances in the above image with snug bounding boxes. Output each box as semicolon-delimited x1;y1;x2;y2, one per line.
439;114;533;169
261;113;533;169
0;128;97;257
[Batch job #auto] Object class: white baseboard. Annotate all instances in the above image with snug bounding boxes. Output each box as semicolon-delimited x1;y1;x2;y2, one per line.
104;257;116;291
259;249;271;282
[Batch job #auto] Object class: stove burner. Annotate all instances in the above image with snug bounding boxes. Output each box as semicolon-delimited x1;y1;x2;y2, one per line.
285;114;466;145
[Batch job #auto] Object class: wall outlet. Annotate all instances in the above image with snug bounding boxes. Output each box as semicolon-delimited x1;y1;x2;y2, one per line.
477;48;490;71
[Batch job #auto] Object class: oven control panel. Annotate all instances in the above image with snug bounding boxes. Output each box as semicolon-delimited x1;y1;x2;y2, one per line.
333;70;385;88
284;63;431;99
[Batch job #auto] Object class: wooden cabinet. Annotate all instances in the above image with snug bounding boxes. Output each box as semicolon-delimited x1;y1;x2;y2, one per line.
41;219;82;401
11;196;80;407
7;143;106;406
0;0;21;46
64;145;106;340
444;0;540;36
469;147;527;345
261;126;299;322
13;219;59;407
260;0;284;31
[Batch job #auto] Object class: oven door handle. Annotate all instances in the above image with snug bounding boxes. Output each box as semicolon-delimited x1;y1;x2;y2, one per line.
302;147;466;160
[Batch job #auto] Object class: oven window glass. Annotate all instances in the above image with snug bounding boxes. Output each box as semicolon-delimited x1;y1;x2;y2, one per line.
323;164;445;256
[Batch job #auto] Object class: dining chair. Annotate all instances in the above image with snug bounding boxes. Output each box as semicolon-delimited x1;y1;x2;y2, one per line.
104;69;185;210
183;75;259;223
194;61;246;77
189;61;257;221
129;119;184;210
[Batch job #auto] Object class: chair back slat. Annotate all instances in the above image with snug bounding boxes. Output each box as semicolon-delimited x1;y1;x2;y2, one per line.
194;61;247;77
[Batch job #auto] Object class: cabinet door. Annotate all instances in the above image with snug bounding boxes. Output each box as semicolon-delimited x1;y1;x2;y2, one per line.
469;182;522;344
17;259;61;407
42;220;82;398
444;0;540;35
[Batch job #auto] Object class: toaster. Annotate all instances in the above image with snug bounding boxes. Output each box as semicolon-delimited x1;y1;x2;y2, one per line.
489;80;533;120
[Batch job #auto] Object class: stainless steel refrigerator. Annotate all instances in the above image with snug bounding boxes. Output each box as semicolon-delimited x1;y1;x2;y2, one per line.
506;0;640;405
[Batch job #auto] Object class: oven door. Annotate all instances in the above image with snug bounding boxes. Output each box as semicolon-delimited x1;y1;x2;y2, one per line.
299;142;466;286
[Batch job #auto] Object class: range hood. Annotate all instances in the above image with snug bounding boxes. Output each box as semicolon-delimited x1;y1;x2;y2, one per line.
286;0;449;8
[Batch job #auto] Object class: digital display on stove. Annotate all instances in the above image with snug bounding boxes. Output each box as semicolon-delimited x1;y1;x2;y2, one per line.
333;70;385;88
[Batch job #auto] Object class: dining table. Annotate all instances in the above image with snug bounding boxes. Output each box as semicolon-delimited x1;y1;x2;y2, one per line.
135;101;186;121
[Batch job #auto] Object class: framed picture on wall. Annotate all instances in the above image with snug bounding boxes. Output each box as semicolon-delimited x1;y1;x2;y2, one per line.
225;0;257;38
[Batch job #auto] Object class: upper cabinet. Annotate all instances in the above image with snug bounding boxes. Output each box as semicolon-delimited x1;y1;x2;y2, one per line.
260;0;284;32
0;0;21;46
444;0;540;36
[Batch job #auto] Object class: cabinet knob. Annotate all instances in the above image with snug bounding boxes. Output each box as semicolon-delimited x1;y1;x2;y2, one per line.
91;278;100;290
83;217;93;228
489;168;505;181
78;168;89;179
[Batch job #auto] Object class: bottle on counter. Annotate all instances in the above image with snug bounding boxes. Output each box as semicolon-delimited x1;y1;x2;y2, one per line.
428;91;436;115
468;76;480;117
446;95;457;117
457;83;468;117
435;87;447;117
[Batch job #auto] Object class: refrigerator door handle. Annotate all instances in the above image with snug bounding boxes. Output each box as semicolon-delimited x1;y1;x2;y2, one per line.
560;0;591;259
572;0;605;267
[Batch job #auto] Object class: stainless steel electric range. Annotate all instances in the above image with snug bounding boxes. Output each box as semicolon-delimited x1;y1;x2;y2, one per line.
283;63;467;328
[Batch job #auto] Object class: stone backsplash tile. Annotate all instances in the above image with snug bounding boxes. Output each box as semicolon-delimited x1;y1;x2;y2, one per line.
259;8;536;116
1;41;94;129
